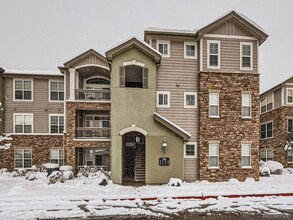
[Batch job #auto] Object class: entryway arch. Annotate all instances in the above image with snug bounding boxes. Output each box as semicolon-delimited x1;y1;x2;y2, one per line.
122;131;146;183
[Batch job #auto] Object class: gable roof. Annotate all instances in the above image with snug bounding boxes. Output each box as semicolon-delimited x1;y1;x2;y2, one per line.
0;66;5;73
1;69;62;76
145;27;197;37
63;49;108;69
261;76;293;97
198;10;268;44
154;112;191;141
105;36;162;64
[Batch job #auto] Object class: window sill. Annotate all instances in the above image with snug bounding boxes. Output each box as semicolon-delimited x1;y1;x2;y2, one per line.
184;106;197;109
157;106;170;108
208;167;219;170
209;116;220;119
242;117;252;120
260;137;273;140
184;56;197;60
241;166;252;169
184;156;197;159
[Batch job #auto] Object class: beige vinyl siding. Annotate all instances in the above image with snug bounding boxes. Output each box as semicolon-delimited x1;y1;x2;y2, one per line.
203;37;258;73
154;39;199;143
68;54;108;68
209;21;252;37
4;77;64;133
184;158;198;181
274;88;282;108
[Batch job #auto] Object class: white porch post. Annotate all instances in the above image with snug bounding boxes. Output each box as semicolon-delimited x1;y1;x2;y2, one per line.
69;68;76;101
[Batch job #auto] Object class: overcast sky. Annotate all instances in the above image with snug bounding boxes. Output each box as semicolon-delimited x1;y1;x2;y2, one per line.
0;0;292;92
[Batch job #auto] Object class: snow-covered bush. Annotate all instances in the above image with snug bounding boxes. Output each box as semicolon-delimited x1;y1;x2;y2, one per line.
59;165;73;180
265;160;283;174
0;133;12;150
25;172;37;181
259;160;270;176
167;178;182;187
42;163;59;176
77;166;111;185
228;178;240;185
48;171;65;185
244;178;255;184
11;168;27;177
0;168;10;177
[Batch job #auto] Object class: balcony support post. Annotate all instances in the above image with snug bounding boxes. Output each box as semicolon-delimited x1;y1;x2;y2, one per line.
69;68;76;101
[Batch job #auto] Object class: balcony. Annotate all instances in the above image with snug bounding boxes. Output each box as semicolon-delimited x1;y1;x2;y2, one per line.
76;127;110;139
75;89;110;101
75;113;110;140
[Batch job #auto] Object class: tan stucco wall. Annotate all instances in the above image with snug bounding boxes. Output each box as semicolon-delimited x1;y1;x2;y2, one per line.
110;46;183;184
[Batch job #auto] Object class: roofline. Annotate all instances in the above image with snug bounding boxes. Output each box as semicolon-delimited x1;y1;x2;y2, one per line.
154;112;191;141
63;48;107;68
261;76;293;96
105;36;162;63
144;28;198;38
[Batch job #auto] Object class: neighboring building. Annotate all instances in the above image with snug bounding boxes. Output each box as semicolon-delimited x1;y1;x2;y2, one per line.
0;10;268;184
260;77;293;168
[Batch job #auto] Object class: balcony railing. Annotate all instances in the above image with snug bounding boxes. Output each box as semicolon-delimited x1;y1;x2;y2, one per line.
75;89;110;101
76;127;110;139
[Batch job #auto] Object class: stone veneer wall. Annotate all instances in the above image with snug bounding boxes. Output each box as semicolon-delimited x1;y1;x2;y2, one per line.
65;102;111;172
199;72;260;182
0;135;63;171
260;106;293;167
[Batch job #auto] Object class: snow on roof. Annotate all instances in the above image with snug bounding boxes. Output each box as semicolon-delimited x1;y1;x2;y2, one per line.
199;10;268;35
3;69;63;76
145;27;197;35
106;36;162;56
154;112;191;137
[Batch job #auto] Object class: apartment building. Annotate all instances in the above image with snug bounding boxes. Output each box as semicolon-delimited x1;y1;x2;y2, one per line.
260;77;293;167
0;10;268;184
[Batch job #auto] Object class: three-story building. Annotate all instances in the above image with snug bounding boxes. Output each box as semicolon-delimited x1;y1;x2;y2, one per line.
0;10;268;184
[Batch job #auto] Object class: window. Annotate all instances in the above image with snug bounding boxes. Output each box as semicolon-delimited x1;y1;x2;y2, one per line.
50;81;64;101
260;122;273;139
120;64;148;89
50;148;64;166
207;40;220;69
14;149;32;168
14;79;32;101
209;143;219;168
209;93;219;117
156;91;170;108
184;142;197;158
157;40;170;57
184;92;197;108
288;119;293;133
14;113;33;134
260;148;273;162
287;88;293;104
50;115;64;134
184;42;197;59
260;94;273;113
240;42;253;70
241;144;251;167
288;150;293;163
242;93;251;118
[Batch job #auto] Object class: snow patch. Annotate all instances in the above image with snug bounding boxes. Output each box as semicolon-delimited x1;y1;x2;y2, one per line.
60;165;73;171
167;178;182;187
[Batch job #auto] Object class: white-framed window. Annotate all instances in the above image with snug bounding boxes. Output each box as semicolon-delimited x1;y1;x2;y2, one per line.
260;148;273;162
240;42;253;70
241;144;251;168
260;94;273;113
14;149;32;168
156;91;170;108
209;92;219;117
157;40;170;57
184;92;197;108
287;88;293;104
50;148;64;166
184;42;197;59
13;79;33;101
184;142;197;158
49;80;64;101
49;114;64;134
242;93;251;118
207;40;220;69
288;119;293;133
260;121;273;139
13;113;33;134
209;143;219;168
288;150;293;163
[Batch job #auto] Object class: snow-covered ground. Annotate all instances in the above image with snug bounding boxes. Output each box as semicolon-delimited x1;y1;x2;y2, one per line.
1;170;293;219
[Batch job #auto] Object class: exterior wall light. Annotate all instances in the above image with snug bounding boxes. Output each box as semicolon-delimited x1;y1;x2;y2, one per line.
162;141;168;153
